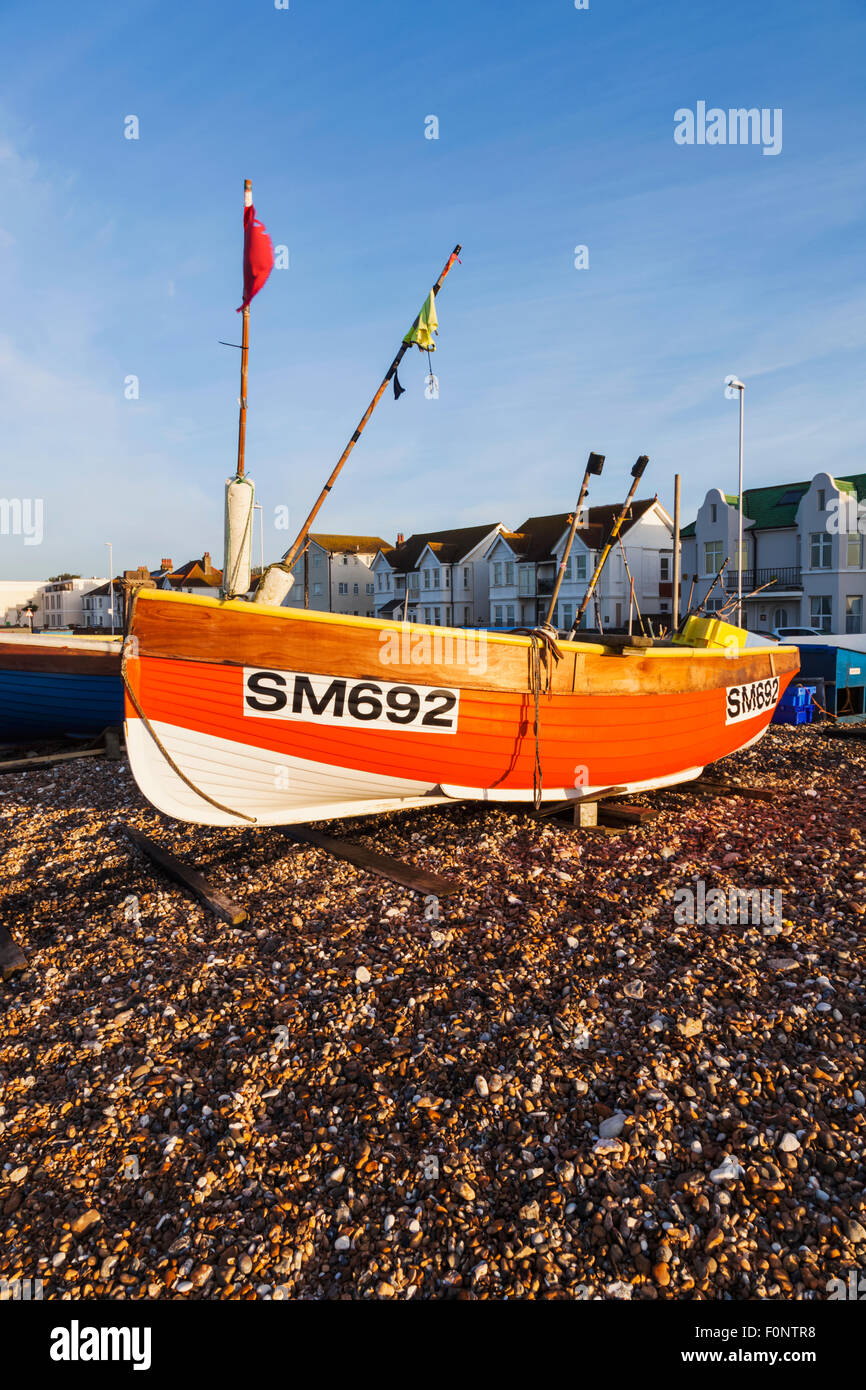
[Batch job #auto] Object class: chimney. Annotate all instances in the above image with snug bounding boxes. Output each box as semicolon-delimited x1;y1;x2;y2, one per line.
160;558;173;572
396;532;405;546
203;551;212;570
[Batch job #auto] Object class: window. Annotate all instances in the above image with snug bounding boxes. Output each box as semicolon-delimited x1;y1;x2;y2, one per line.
492;562;503;586
423;568;431;588
560;603;574;630
505;604;515;627
366;610;373;617
313;552;323;567
463;566;471;588
409;574;420;592
710;504;717;523
377;573;383;590
424;608;431;624
504;562;515;585
704;541;723;575
848;533;862;568
846;596;863;634
353;583;359;595
433;607;441;625
463;606;471;625
313;582;323;596
817;489;825;511
810;595;832;633
365;583;374;594
338;582;348;595
494;605;503;626
443;568;450;588
810;533;832;569
660;554;671;581
705;596;723;614
575;554;587;581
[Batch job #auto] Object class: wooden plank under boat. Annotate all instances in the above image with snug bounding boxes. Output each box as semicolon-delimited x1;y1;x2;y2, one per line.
122;589;800;828
0;633;123;740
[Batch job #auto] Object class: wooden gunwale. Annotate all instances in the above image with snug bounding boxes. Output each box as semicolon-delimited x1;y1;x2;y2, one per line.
130;590;800;700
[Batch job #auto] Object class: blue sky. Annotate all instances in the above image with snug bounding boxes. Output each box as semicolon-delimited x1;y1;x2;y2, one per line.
1;0;864;578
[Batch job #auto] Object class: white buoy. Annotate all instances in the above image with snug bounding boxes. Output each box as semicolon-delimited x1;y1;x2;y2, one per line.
254;561;294;606
224;474;255;598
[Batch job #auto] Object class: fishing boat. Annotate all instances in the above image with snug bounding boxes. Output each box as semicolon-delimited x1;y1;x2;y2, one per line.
0;632;123;741
123;591;798;826
122;180;799;827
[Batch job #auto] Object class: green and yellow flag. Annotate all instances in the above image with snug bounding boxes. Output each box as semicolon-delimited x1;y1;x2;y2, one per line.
403;290;438;351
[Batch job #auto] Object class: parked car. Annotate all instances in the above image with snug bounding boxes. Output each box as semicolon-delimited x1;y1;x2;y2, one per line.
773;625;823;640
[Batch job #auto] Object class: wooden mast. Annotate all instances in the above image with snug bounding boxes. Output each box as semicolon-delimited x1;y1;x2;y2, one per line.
236;179;252;478
256;245;461;601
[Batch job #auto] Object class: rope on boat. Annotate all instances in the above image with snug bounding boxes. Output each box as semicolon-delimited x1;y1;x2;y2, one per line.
518;627;563;812
120;636;258;825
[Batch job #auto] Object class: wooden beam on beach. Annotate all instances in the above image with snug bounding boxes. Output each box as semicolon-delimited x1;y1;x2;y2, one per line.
0;923;28;980
687;778;775;802
0;747;106;775
597;801;659;826
279;825;462;897
125;827;249;925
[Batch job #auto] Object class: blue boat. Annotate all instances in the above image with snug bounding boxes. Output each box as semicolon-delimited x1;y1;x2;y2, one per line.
0;633;123;742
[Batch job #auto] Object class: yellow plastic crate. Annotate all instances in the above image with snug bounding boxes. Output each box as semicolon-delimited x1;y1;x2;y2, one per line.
673;615;748;651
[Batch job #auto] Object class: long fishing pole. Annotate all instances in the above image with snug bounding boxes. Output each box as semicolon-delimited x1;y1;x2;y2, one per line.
616;532;647;637
542;451;605;631
694;558;730;616
268;245;462;588
567;455;649;639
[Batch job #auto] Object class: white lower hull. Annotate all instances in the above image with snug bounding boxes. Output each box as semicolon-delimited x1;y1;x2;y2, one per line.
126;719;715;828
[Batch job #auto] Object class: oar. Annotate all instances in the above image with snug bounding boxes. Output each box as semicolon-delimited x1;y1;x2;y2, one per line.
567;455;649;638
541;451;605;631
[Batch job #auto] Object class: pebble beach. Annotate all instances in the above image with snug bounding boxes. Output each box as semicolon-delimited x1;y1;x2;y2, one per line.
1;725;864;1301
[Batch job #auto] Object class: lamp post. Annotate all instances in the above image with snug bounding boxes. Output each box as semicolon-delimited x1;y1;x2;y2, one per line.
105;540;114;637
725;376;745;626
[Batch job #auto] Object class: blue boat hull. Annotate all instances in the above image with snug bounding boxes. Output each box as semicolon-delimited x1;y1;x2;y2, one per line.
0;670;125;740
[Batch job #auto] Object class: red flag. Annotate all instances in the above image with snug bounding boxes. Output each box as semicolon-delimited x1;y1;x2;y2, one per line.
237;203;274;311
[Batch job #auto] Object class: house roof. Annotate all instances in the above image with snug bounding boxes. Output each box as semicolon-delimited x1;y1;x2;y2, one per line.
85;579;123;598
381;523;503;572
167;555;223;588
682;473;866;536
302;533;390;556
505;499;660;563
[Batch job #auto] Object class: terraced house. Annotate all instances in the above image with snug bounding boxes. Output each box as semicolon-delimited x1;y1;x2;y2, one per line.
681;471;866;634
281;534;387;616
372;524;505;626
484;499;674;630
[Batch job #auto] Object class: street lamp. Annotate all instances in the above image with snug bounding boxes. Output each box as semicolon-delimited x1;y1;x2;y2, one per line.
105;541;114;637
725;376;745;626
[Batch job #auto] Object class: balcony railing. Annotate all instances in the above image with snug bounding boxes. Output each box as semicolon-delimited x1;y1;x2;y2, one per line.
737;567;802;591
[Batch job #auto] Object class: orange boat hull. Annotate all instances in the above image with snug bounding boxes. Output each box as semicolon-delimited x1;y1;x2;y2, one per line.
123;591;799;827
